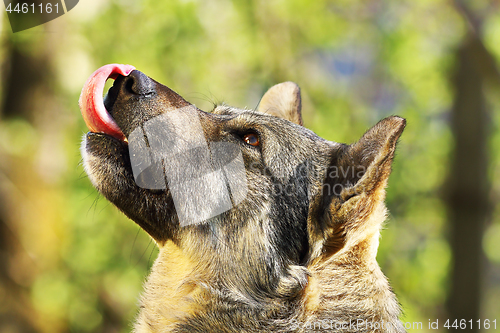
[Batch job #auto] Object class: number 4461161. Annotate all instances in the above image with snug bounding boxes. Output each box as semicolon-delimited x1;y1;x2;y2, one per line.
444;319;496;330
5;2;59;14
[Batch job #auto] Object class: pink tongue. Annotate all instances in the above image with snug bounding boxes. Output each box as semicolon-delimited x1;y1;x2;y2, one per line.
79;64;136;141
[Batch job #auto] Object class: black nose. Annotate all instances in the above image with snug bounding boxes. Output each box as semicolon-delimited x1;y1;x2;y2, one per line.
104;70;156;112
123;70;155;96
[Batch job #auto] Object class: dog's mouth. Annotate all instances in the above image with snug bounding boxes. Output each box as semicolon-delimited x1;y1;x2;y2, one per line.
79;64;136;142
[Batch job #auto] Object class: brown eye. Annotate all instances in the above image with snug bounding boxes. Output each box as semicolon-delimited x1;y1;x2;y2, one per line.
243;133;260;146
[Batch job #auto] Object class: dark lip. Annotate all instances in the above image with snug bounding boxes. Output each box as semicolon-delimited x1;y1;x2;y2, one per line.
86;131;129;148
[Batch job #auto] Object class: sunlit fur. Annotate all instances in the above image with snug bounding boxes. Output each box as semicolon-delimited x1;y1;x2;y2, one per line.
82;74;406;332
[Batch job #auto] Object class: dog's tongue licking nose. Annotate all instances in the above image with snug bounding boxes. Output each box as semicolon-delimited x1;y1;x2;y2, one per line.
79;64;136;141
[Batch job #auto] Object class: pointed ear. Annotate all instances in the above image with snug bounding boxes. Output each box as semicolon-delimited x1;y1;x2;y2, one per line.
315;116;406;255
335;116;405;198
258;82;303;125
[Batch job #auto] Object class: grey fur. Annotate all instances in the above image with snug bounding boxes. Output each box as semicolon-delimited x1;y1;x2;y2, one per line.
81;71;406;332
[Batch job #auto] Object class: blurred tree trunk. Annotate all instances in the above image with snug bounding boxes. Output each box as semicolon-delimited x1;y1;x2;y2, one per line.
0;197;37;333
445;34;495;330
1;40;50;120
0;35;47;332
0;7;57;330
1;14;124;332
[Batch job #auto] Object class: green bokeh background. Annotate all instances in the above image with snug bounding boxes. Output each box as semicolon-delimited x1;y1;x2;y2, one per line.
1;0;499;332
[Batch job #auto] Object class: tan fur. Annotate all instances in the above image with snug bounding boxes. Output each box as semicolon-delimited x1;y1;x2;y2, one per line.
81;71;406;332
258;82;303;125
135;241;206;333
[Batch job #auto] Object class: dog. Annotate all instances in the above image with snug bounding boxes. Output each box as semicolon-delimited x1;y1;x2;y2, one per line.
80;64;406;332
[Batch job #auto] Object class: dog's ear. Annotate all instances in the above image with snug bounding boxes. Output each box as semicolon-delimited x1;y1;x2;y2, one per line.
313;116;406;257
258;82;303;125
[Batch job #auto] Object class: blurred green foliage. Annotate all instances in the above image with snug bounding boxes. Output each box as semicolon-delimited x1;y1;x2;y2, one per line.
1;0;500;332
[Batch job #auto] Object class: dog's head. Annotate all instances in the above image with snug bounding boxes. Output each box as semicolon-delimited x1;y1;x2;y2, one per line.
80;64;405;302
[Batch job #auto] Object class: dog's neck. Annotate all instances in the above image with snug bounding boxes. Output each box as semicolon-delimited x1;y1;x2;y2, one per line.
300;202;405;332
133;241;205;332
134;221;404;333
303;234;404;332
